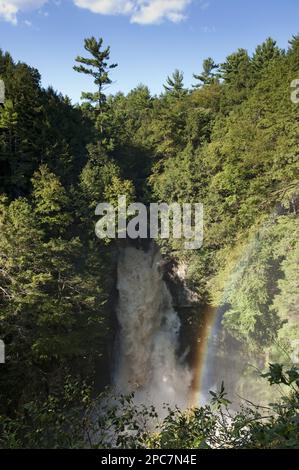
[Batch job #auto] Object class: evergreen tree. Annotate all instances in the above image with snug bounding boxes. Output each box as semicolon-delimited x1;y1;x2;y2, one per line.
221;48;251;85
288;34;299;69
163;69;186;97
220;48;253;107
0;50;92;196
31;165;72;236
0;100;18;192
252;37;282;75
74;36;117;110
193;57;219;87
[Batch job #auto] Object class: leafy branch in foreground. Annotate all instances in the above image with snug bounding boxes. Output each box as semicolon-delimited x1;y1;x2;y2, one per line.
1;364;298;449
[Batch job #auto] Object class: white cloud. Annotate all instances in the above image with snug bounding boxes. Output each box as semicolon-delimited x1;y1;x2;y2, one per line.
73;0;134;16
132;0;191;24
73;0;192;25
0;0;202;26
0;0;47;24
0;2;18;24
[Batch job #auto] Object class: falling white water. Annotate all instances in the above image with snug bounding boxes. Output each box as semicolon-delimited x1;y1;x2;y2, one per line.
114;245;192;413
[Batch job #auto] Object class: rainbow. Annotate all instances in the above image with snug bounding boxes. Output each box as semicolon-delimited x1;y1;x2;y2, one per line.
189;305;218;406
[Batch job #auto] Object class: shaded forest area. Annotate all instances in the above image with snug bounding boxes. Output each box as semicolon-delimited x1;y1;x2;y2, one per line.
0;34;298;448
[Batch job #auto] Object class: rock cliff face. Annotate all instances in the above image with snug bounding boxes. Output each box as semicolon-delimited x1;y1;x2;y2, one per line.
163;258;200;309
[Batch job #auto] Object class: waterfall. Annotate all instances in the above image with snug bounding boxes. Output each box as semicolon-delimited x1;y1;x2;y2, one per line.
114;244;192;413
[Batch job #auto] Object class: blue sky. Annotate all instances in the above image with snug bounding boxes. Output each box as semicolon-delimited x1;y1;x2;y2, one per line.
0;0;298;103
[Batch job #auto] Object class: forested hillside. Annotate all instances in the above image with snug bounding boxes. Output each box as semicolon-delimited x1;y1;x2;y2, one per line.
0;34;298;448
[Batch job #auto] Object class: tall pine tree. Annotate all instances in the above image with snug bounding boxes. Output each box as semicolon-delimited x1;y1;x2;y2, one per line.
74;37;117;110
163;69;186;97
193;57;219;87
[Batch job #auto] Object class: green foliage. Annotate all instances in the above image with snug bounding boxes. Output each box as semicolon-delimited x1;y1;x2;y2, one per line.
1;33;298;449
0;167;113;417
163;69;186;98
32;165;72;234
0;99;18;129
252;37;282;77
74;36;118;141
0;377;94;449
3;364;293;449
193;57;219;87
79;145;123;207
74;36;117;108
0;50;93;195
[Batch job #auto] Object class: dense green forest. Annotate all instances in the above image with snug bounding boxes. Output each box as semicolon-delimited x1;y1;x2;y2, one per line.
0;34;298;448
